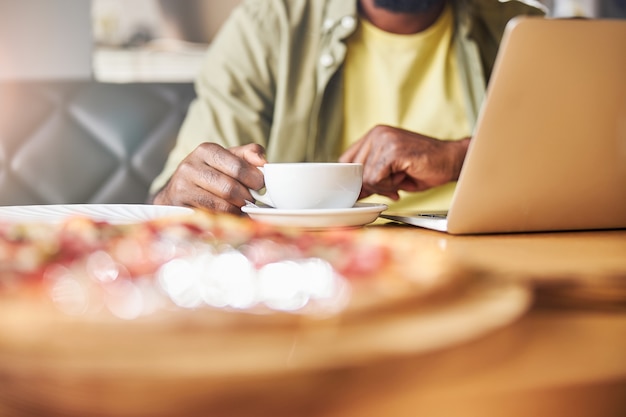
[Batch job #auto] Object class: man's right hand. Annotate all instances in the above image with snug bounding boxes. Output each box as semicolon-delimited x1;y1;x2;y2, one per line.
152;143;267;214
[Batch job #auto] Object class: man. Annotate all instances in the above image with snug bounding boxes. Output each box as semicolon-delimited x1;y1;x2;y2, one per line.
150;0;545;214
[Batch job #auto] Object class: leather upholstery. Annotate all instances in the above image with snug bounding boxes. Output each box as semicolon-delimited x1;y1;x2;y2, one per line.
0;81;194;205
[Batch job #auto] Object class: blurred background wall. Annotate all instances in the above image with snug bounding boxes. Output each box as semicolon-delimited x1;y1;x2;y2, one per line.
0;0;93;81
2;0;623;83
92;0;242;48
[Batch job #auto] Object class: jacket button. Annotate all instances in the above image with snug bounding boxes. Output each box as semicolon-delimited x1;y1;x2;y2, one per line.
322;18;335;31
320;53;335;68
340;16;356;30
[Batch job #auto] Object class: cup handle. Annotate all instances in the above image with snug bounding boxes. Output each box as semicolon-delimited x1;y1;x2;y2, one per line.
249;166;274;207
249;188;274;207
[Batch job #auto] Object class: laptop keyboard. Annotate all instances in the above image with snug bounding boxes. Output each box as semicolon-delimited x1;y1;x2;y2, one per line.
417;213;448;219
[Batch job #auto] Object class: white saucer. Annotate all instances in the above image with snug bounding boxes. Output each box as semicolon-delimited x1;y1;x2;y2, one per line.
241;203;388;229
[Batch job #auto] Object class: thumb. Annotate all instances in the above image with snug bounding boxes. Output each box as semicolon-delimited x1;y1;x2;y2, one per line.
233;143;267;166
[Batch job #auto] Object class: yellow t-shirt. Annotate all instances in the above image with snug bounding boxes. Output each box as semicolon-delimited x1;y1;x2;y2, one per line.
342;4;471;211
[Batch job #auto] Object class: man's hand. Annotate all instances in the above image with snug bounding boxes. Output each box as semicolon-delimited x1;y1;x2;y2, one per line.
339;125;470;200
152;143;267;214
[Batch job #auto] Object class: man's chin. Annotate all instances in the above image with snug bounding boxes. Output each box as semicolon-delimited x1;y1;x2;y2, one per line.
373;0;443;13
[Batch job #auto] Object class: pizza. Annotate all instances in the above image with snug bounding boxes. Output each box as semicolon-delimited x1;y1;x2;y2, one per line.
0;209;496;417
0;209;464;323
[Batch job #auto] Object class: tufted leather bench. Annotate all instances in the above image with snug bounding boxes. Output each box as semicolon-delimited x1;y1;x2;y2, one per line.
0;81;194;205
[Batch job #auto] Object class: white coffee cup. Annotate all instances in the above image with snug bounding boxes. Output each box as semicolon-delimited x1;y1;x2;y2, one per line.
250;163;363;210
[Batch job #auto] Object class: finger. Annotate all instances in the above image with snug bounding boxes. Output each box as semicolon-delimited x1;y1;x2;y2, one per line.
162;157;248;212
396;177;424;192
169;146;253;209
187;183;245;215
382;191;400;201
155;172;243;215
231;144;267;190
338;140;360;163
358;182;378;199
231;143;267;166
339;134;373;163
361;171;406;198
198;143;264;191
194;164;257;208
358;189;372;199
359;184;399;201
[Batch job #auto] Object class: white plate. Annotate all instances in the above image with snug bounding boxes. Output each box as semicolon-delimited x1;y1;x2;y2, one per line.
241;202;388;229
0;204;195;225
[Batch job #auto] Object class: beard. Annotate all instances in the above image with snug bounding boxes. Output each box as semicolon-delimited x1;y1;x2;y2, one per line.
373;0;442;13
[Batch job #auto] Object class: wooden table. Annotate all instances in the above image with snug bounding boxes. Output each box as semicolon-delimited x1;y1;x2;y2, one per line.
1;225;624;417
318;227;626;417
141;226;625;417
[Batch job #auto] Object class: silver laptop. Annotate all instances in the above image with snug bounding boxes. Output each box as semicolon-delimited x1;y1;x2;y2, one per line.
381;17;626;234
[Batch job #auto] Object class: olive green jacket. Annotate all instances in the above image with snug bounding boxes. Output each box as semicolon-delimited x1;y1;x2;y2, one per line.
150;0;545;195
